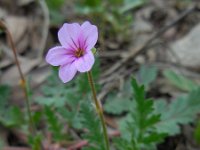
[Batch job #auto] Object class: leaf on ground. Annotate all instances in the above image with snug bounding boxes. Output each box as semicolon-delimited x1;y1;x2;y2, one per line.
0;86;24;127
29;134;42;150
137;65;158;87
46;0;65;10
0;85;10;102
194;120;200;144
163;70;198;91
104;81;133;115
35;97;66;107
80;101;105;150
34;67;92;130
0;138;4;149
104;96;133;115
0;106;24;127
58;107;82;129
154;87;200;135
44;106;64;141
120;0;147;13
117;78;166;150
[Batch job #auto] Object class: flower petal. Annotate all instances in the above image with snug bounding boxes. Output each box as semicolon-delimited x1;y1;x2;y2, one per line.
75;51;95;72
58;23;81;50
80;21;98;51
46;46;75;66
59;62;77;83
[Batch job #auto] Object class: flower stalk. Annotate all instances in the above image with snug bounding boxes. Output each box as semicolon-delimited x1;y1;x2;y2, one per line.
0;21;35;134
87;71;110;150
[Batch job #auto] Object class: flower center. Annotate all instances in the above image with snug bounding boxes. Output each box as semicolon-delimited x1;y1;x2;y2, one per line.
75;48;84;58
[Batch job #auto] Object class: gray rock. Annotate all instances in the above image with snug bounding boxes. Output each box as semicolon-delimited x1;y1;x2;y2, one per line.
169;23;200;68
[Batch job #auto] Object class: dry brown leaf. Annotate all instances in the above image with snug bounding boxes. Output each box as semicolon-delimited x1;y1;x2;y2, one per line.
17;0;35;6
0;7;7;19
4;16;29;53
30;64;51;87
0;57;13;68
1;58;40;85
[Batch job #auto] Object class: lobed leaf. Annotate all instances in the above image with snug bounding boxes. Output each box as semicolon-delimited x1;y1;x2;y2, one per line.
116;78;166;150
154;87;200;135
80;101;105;150
44;107;64;141
163;70;198;91
137;65;158;88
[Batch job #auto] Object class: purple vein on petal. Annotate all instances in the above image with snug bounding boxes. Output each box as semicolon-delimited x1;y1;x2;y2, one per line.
79;33;88;51
70;37;79;50
82;35;89;51
77;38;82;50
66;40;77;51
81;26;97;51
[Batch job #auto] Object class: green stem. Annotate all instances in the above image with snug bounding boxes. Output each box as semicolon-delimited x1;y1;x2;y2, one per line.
87;71;110;150
24;81;36;134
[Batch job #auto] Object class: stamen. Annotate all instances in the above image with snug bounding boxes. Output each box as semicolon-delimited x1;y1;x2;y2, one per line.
75;48;84;58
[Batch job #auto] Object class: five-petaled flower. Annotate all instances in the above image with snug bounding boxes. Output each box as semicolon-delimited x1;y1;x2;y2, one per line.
46;21;98;83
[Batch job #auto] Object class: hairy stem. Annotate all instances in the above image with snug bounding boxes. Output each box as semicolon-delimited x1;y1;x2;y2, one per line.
87;71;110;150
0;21;35;134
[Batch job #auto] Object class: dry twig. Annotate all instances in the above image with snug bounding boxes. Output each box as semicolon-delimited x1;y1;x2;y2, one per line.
102;5;198;78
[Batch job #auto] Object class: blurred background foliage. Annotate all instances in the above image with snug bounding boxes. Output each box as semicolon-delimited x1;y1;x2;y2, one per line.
1;0;200;149
46;0;147;43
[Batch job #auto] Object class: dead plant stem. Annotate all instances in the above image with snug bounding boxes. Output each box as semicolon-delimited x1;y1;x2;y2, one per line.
0;21;36;135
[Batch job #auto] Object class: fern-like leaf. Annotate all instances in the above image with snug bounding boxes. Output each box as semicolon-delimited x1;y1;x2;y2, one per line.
116;78;166;150
80;102;105;150
44;107;64;141
154;87;200;135
163;70;198;91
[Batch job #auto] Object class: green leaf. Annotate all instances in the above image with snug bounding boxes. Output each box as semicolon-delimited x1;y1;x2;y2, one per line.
35;97;66;107
75;0;102;13
104;81;134;115
104;96;133;115
137;65;158;87
91;48;97;54
163;70;198;91
58;107;82;129
117;78;166;150
120;0;147;13
142;132;167;144
44;106;64;141
154;87;200;135
194;120;200;144
80;101;105;150
45;0;65;25
32;111;42;126
0;85;25;128
143;114;160;129
35;68;81;108
82;0;101;7
29;134;42;150
0;137;5;149
113;137;132;150
0;106;24;127
35;64;100;131
46;0;65;10
0;85;10;101
104;99;131;115
49;10;65;25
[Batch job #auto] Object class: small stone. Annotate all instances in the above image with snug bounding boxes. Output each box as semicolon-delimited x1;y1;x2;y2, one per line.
168;23;200;68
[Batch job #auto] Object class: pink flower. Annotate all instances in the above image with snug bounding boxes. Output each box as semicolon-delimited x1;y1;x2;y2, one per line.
46;21;98;83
